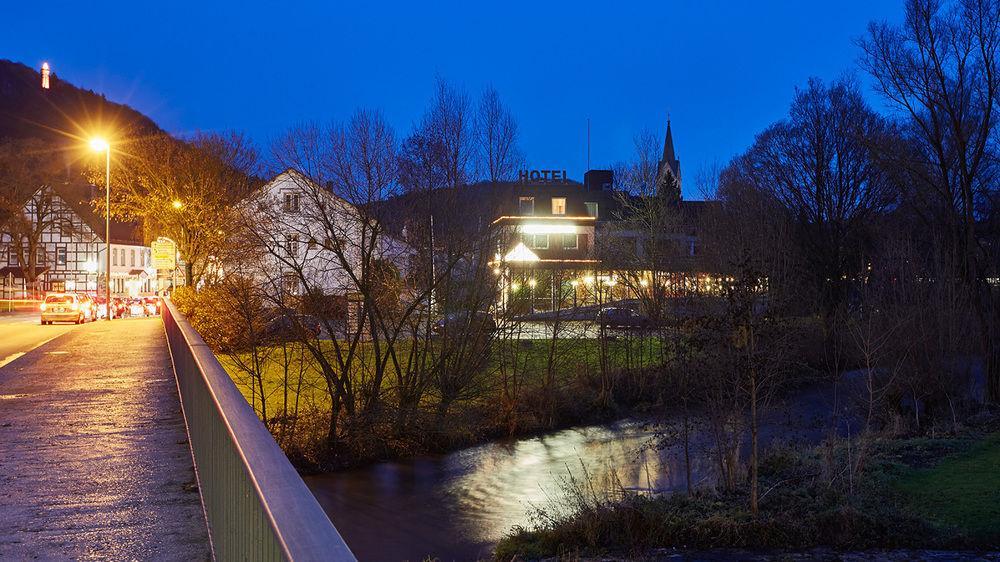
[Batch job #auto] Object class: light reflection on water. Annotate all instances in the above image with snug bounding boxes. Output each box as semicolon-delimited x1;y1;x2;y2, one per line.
306;421;710;561
305;384;837;561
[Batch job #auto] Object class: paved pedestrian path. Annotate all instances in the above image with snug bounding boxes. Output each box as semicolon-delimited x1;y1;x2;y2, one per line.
0;317;209;560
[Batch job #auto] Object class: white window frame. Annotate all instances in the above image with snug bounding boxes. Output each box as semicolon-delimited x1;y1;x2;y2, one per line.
551;197;566;215
283;192;301;213
585;201;598;217
562;233;578;250
519;197;534;215
527;233;548;250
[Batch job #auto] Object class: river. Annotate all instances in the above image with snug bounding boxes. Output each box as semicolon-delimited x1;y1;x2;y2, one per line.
305;383;842;561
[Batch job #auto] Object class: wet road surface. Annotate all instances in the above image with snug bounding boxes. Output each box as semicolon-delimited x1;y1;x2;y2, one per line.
0;316;209;560
0;310;81;369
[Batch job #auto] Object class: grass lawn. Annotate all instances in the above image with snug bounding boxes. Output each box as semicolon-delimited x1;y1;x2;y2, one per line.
894;433;1000;541
219;336;669;416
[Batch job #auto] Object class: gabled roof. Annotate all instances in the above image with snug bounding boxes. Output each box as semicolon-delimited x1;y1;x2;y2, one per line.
47;182;144;245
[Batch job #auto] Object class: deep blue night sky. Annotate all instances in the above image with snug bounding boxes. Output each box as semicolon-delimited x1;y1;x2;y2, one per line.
4;0;902;199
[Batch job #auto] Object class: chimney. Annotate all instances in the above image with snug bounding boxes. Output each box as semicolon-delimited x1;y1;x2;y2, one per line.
584;169;613;192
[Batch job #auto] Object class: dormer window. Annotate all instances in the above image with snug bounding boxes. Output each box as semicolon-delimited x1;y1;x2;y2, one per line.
519;197;534;215
551;197;566;215
283;193;300;213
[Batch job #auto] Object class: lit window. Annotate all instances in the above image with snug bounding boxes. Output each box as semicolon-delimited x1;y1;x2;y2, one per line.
56;247;67;266
551;197;566;215
526;234;548;249
519;197;534;215
562;234;578;250
585;202;598;217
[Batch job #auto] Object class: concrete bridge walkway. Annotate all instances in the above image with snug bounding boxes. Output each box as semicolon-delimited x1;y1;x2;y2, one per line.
0;316;209;560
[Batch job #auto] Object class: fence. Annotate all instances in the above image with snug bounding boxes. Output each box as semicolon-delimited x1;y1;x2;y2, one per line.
161;298;355;561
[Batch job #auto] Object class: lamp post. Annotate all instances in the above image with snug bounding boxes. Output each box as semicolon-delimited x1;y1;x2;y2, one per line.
89;138;111;320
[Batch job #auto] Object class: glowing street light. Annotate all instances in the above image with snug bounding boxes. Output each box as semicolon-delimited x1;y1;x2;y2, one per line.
90;137;112;320
172;200;184;210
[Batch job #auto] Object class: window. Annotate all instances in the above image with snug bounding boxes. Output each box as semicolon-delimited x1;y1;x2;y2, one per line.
562;234;578;250
8;249;18;266
112;248;118;266
56;247;67;266
282;273;299;296
286;235;299;257
283;192;300;213
526;233;548;249
585;202;598;218
519;197;534;215
130;249;136;267
120;248;126;266
551;197;566;215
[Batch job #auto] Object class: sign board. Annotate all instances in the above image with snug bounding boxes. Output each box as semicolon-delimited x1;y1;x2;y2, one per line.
518;169;569;184
151;237;177;271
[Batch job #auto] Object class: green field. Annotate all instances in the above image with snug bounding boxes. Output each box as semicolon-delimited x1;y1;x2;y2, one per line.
894;433;1000;541
219;336;669;415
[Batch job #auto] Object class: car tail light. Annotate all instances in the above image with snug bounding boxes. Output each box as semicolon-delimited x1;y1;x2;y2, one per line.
40;303;47;311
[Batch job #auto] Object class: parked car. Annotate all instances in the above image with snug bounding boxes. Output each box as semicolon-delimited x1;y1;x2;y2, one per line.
142;297;160;316
74;294;97;322
40;293;88;325
596;307;655;330
263;313;323;340
432;311;498;337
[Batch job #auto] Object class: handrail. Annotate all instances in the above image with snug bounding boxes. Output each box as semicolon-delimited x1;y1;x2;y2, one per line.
161;297;355;561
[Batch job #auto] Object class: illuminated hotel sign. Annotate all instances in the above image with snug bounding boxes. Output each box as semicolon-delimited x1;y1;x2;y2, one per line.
519;169;569;183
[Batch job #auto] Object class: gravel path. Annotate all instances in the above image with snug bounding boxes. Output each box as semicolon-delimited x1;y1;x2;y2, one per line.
0;317;209;560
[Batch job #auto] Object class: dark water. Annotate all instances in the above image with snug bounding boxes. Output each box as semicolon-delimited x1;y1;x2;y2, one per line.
306;422;678;561
306;384;840;562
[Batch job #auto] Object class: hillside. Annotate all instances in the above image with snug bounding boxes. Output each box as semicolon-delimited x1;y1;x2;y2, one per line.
0;59;162;147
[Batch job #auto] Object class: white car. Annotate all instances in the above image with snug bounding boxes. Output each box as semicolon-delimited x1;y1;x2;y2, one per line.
40;293;88;325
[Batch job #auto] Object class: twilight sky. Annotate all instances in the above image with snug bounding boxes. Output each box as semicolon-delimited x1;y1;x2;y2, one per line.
4;0;902;199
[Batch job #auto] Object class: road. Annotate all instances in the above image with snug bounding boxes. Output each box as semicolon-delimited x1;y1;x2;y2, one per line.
0;310;81;369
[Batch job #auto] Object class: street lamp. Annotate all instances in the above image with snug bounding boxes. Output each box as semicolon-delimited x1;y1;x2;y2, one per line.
171;200;183;210
90;137;112;320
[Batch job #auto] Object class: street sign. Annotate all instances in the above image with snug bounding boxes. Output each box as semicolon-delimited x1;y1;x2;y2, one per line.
151;237;177;271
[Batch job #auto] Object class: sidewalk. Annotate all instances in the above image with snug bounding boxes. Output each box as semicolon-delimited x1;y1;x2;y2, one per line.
0;317;209;560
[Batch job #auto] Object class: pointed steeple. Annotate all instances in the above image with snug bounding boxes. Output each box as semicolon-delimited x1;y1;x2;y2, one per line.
656;116;681;201
662;117;676;166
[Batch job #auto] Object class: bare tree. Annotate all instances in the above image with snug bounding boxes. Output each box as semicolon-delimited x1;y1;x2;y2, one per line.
475;86;525;182
102;131;259;287
737;77;898;316
0;139;70;295
860;0;1000;401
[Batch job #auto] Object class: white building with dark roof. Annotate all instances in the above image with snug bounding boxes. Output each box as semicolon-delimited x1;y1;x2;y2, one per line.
1;182;159;298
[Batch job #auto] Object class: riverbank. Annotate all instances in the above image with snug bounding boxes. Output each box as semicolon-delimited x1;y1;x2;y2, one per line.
218;336;673;472
495;421;1000;560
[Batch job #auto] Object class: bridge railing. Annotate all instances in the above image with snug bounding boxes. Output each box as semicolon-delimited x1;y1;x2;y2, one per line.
161;298;355;562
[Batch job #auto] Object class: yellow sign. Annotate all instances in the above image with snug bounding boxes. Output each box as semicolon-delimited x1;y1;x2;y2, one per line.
151;237;177;270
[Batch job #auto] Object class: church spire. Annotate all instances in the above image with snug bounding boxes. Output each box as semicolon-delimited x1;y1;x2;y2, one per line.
662;117;676;166
656;116;681;200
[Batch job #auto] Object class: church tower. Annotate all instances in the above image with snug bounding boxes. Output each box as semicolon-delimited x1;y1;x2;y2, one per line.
41;62;50;89
655;118;681;201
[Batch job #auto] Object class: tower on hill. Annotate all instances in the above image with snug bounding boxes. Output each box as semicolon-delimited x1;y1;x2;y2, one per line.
41;62;50;89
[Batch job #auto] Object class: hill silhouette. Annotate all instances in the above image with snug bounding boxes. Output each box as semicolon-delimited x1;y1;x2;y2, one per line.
0;59;162;148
